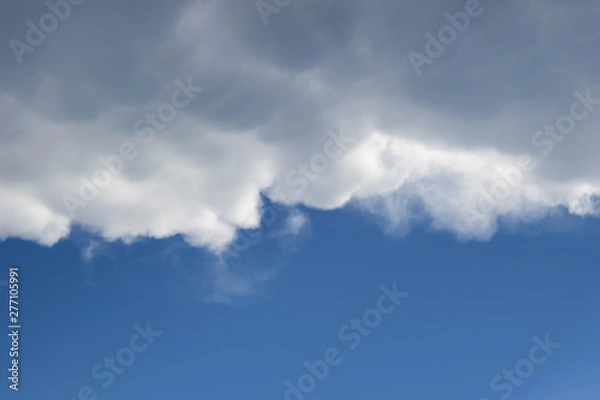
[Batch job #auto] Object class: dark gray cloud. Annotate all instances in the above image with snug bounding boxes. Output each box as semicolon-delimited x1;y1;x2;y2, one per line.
0;0;599;252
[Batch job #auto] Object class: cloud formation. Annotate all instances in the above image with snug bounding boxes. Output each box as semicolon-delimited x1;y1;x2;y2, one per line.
1;0;599;251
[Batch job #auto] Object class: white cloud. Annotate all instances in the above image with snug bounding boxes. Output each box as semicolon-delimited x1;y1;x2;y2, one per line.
283;210;309;236
1;0;600;253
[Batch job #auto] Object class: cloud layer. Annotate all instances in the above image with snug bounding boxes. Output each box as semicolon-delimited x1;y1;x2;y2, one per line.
1;0;600;251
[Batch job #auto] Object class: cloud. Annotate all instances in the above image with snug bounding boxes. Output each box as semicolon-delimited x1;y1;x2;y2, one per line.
283;210;309;236
196;257;281;304
1;0;600;253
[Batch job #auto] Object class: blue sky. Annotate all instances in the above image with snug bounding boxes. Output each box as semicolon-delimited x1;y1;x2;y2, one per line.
2;0;600;399
1;208;600;399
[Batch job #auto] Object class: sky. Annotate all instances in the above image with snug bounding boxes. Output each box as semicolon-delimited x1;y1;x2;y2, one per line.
1;0;600;399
